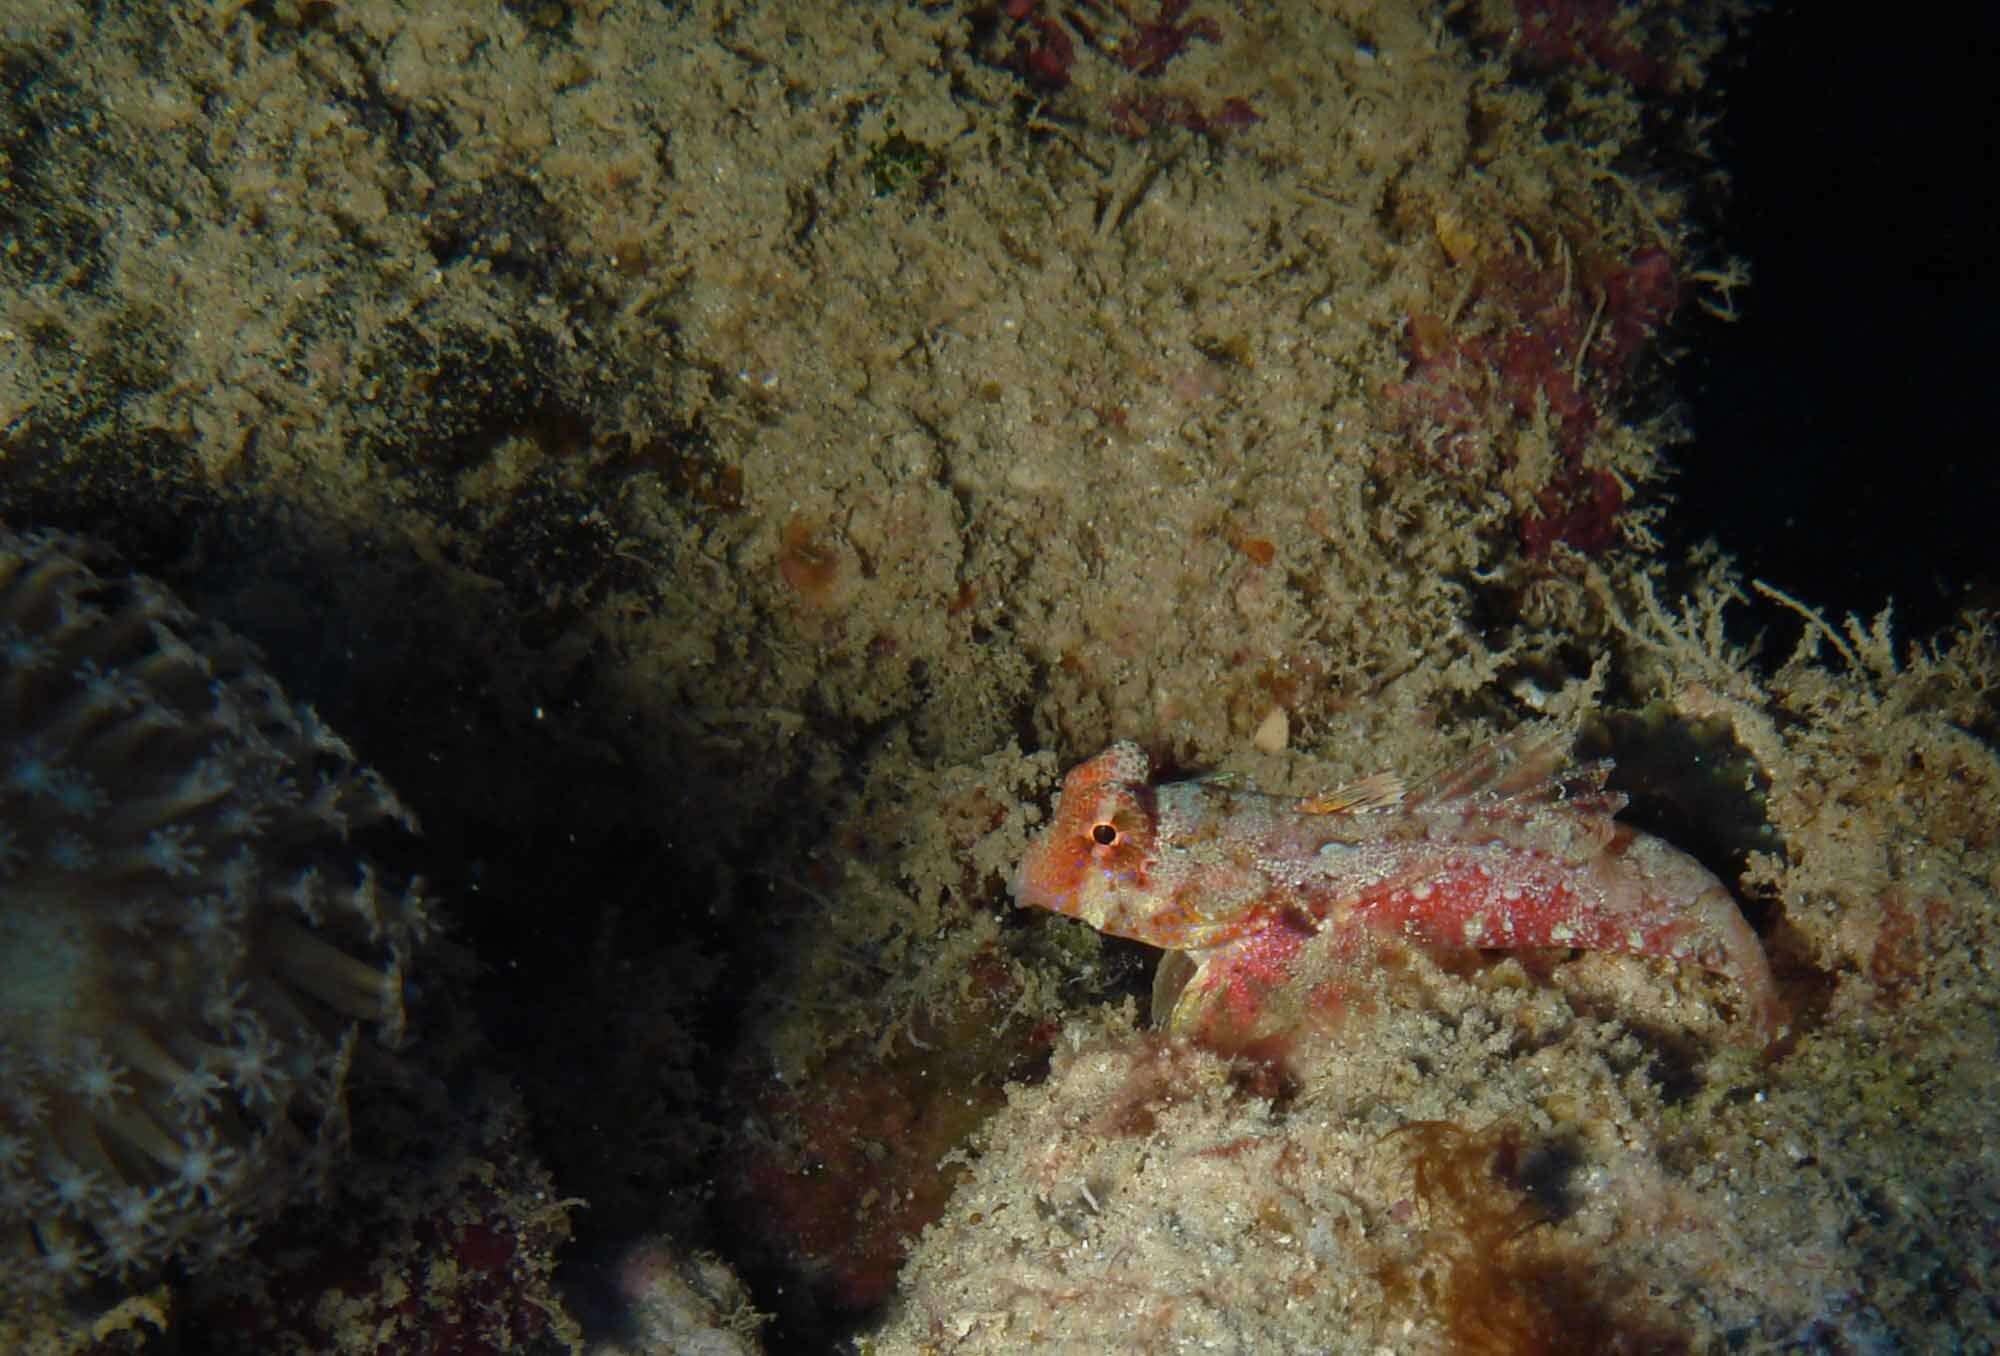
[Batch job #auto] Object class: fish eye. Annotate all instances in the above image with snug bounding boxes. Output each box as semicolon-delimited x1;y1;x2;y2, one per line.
1091;822;1119;846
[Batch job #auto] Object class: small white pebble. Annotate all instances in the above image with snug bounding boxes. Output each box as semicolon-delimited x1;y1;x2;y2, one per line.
1251;706;1289;754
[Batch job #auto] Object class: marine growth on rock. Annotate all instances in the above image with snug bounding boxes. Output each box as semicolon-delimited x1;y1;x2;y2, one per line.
0;528;430;1310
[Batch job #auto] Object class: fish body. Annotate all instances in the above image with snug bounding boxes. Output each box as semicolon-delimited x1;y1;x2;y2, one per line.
1013;738;1781;1048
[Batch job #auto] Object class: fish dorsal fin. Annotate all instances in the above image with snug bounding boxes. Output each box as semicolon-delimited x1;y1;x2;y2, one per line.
1404;730;1623;816
1297;771;1405;815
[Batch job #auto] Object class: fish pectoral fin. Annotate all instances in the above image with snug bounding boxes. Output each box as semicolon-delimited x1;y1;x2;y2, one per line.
1151;950;1199;1027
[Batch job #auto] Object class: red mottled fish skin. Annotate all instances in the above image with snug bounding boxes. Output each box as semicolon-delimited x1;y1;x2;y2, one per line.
1013;737;1783;1049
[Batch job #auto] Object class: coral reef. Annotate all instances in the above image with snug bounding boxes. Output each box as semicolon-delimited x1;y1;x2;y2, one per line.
871;1004;1747;1353
0;529;429;1340
578;1237;764;1356
187;1075;582;1355
873;585;2000;1354
0;1;1992;1353
723;941;1054;1324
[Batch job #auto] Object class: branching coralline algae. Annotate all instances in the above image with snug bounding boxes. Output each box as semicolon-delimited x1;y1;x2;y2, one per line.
0;528;430;1312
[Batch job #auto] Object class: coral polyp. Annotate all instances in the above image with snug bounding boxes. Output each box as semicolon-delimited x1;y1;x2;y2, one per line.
0;529;430;1317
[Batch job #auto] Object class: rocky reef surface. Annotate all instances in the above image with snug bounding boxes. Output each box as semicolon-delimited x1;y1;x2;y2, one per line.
0;1;1993;1353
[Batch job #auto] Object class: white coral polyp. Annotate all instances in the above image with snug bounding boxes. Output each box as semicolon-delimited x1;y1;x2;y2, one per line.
0;528;431;1308
166;1128;236;1205
69;1039;132;1111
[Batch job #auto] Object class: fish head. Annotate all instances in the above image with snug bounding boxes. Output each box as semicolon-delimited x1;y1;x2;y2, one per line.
1012;741;1164;942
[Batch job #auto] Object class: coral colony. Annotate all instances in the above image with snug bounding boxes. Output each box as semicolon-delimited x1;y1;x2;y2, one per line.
0;529;429;1309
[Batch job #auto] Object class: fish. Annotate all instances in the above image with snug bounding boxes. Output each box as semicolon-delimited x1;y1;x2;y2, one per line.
1012;736;1783;1050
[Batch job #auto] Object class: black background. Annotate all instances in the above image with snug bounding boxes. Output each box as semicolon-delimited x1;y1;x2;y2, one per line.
1676;2;1999;640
